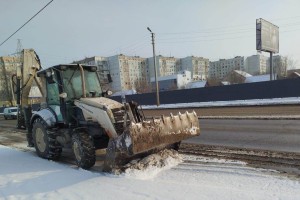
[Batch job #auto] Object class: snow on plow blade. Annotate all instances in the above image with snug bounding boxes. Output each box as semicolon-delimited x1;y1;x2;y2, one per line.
103;111;200;171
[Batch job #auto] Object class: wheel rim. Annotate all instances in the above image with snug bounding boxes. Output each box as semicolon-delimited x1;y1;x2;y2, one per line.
36;127;46;152
73;141;82;162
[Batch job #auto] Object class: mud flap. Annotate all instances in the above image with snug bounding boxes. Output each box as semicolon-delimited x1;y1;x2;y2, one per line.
103;111;200;171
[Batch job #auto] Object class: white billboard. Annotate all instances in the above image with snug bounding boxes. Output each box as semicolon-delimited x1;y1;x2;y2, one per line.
256;18;279;53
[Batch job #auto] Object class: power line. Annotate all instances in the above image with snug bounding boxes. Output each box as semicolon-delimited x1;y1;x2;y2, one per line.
0;0;54;48
158;16;300;36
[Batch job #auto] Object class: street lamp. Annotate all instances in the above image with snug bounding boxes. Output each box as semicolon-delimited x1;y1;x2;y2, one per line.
147;27;160;106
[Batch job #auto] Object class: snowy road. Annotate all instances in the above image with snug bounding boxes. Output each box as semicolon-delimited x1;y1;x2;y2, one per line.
1;145;300;200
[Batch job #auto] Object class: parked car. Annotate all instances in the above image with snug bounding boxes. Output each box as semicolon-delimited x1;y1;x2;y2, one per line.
3;107;18;120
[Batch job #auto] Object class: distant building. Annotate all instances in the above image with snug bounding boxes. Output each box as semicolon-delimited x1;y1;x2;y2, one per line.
150;70;192;91
73;56;110;84
244;54;269;75
181;56;209;81
147;56;180;80
245;54;287;79
225;70;252;84
108;55;147;91
209;56;244;79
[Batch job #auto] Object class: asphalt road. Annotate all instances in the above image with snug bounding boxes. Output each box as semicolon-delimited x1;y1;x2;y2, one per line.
185;119;300;153
0;116;18;128
1;116;300;153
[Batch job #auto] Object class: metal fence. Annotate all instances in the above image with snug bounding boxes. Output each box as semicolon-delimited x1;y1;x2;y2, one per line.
110;78;300;105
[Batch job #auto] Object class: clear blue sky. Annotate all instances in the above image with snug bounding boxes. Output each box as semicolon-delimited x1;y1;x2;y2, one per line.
0;0;300;67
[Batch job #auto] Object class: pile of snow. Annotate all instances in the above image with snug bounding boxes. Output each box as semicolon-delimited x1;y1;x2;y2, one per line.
121;149;182;180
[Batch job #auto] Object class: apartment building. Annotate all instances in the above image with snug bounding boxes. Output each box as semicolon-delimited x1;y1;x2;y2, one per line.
245;54;287;78
181;56;209;81
147;56;180;80
73;56;110;83
244;54;269;75
209;56;244;79
108;54;147;91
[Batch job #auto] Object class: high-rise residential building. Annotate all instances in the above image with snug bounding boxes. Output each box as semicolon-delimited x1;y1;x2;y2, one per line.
73;56;110;83
147;56;180;80
244;54;269;75
108;54;147;91
209;56;244;79
181;56;209;81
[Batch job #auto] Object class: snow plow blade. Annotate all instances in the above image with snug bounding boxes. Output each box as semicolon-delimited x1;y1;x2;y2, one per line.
103;111;200;171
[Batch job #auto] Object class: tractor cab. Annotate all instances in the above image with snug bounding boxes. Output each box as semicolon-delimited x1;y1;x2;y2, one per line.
37;64;104;124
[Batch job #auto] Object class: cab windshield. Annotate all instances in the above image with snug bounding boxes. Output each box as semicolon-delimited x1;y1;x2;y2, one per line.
61;67;103;100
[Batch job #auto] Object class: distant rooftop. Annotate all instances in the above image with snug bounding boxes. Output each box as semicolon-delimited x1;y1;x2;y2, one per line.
245;74;270;83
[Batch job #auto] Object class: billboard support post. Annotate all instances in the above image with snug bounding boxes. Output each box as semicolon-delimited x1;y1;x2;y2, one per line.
270;52;273;81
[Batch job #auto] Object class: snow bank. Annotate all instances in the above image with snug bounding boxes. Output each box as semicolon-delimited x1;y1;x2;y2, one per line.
142;97;300;109
121;149;183;180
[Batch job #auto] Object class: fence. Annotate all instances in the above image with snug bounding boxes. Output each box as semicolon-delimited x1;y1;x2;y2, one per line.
110;78;300;105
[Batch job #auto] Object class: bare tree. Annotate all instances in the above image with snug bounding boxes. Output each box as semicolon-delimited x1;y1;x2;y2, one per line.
287;56;299;70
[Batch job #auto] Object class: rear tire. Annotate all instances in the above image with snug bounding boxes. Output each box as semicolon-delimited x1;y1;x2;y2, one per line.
32;118;62;160
72;131;96;169
4;116;7;120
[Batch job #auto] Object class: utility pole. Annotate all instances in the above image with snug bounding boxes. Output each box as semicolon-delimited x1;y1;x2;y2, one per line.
147;27;160;106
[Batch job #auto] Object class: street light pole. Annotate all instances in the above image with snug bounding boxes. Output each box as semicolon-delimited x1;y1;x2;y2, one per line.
147;27;160;106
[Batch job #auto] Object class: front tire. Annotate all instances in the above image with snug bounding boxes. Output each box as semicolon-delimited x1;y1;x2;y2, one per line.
72;131;96;169
32;118;62;160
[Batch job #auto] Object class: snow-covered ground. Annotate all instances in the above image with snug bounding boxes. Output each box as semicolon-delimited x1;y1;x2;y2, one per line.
1;145;300;200
142;97;300;109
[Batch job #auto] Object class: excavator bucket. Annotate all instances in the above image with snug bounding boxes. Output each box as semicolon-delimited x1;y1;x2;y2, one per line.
103;111;200;171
